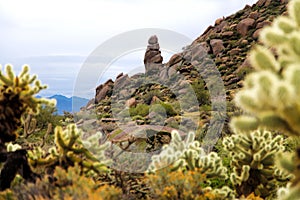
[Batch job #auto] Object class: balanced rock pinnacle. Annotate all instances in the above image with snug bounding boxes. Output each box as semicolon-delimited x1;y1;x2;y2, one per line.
144;35;163;74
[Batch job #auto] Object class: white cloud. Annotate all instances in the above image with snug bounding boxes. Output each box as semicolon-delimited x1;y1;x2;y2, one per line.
0;0;258;98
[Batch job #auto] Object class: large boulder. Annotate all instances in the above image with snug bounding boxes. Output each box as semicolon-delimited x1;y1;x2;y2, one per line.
114;73;130;90
210;39;225;55
95;79;114;104
237;18;256;36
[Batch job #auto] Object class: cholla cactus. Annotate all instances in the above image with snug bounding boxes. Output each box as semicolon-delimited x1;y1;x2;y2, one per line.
148;131;227;180
205;186;236;200
230;0;300;199
28;124;111;175
0;64;55;146
6;142;22;152
223;130;292;198
231;0;300;135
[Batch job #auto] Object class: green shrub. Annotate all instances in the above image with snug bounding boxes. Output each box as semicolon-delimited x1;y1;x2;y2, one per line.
160;102;178;116
129;104;149;117
143;89;163;105
192;78;210;106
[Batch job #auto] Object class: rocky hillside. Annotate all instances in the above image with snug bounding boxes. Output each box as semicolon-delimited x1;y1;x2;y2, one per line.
77;0;289;152
166;0;288;98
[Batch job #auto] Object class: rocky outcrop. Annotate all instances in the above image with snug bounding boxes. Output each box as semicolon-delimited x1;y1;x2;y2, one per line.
144;35;163;74
79;0;288;155
95;79;114;104
114;73;130;90
237;18;255;36
164;0;288;99
210;39;225;55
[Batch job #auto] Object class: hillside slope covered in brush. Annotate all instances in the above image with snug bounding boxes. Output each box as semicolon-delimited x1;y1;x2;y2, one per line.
78;0;288;149
3;0;300;199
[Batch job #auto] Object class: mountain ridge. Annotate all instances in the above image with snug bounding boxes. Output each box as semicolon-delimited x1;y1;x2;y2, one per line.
46;95;89;115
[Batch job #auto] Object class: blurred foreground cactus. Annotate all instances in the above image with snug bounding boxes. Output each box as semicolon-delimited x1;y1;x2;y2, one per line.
0;163;122;200
231;0;300;199
223;130;292;198
0;64;55;190
147;131;232;199
148;131;227;180
28;124;111;175
0;64;55;147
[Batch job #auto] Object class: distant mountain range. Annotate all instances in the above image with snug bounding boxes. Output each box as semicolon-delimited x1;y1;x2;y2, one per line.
40;95;89;115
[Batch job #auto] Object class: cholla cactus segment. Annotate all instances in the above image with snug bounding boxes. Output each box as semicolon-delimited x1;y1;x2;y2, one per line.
28;124;111;175
147;131;227;179
0;64;55;144
232;0;300;136
205;186;236;200
278;184;300;200
6;142;22;152
223;130;292;198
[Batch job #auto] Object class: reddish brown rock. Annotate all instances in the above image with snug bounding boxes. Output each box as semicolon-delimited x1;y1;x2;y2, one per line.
222;31;234;37
229;48;241;56
150;96;161;104
257;0;267;7
215;17;224;25
167;53;183;67
248;11;260;19
265;0;271;6
126;97;137;108
253;29;262;39
210;39;225;55
95;79;114;104
114;73;130;90
237;18;255;36
256;21;271;29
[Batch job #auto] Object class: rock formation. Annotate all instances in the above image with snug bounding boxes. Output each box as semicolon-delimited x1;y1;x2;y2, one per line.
95;79;114;104
144;35;163;74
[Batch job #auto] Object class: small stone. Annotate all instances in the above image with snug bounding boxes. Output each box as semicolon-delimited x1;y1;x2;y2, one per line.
249;11;260;19
229;48;241;56
241;39;248;45
256;21;271;29
126;97;137;107
148;35;158;44
147;43;160;50
222;31;234;37
253;29;262;39
215;17;224;25
265;0;271;6
257;0;267;7
116;72;123;79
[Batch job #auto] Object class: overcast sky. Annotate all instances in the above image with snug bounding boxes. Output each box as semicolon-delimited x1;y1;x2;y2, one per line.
0;0;257;98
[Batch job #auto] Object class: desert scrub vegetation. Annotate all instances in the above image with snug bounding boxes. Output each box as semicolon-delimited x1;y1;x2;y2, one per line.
2;0;300;199
0;65;115;199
